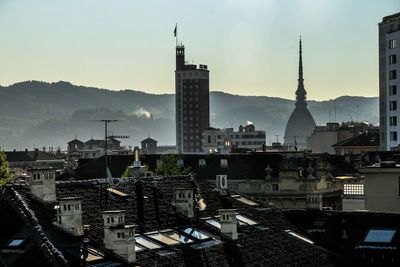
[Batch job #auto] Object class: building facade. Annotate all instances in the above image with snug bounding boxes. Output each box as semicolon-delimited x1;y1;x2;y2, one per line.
202;124;266;153
175;44;210;154
379;12;400;150
140;137;157;154
360;162;400;213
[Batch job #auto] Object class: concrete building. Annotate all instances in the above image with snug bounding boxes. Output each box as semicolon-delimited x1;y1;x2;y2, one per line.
307;121;378;154
284;38;316;150
175;44;210;154
307;123;340;154
333;130;380;155
202;123;266;153
379;12;400;150
360;162;400;213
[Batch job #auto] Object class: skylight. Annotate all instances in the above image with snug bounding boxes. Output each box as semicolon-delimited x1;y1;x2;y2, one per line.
8;239;25;247
205;218;221;229
236;214;258;225
146;232;180;246
135;236;162;249
285;230;314;245
364;229;396;243
160;230;194;244
231;195;259;206
182;227;210;240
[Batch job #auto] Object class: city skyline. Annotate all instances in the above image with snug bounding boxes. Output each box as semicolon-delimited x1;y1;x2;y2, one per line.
0;0;398;100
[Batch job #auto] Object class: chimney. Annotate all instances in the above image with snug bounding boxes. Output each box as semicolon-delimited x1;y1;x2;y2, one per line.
102;210;136;263
216;175;228;190
28;167;56;203
128;146;145;178
218;209;238;240
54;197;83;236
174;188;194;218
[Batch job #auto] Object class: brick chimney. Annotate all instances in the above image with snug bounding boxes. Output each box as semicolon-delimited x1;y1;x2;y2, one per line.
54;197;83;236
218;209;238;240
102;210;136;263
28;167;56;203
174;188;194;218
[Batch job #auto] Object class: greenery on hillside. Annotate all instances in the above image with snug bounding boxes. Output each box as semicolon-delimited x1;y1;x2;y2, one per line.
0;81;379;150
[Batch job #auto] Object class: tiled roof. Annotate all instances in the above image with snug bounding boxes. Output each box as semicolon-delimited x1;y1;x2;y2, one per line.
283;209;400;266
0;186;68;267
333;132;379;147
5;150;62;163
8;176;345;266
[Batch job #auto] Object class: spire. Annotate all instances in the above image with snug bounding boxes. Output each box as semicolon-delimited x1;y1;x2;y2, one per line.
295;36;307;107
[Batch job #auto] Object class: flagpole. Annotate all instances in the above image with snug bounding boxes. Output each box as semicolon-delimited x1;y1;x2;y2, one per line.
175;23;178;46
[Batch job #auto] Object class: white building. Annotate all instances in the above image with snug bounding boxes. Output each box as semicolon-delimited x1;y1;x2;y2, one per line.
201;123;266;153
379;12;400;150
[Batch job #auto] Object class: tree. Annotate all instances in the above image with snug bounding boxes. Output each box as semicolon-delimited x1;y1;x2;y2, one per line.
154;154;191;176
0;151;12;187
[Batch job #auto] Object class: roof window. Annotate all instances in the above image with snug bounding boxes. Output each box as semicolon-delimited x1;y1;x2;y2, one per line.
364;229;396;243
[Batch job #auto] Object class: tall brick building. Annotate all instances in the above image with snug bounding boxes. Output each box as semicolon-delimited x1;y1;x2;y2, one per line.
175;44;210;153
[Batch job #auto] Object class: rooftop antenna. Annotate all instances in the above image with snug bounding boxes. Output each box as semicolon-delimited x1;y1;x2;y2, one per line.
90;120;129;182
275;134;280;143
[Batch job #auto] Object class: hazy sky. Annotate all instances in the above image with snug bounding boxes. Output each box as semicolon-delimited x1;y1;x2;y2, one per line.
0;0;398;100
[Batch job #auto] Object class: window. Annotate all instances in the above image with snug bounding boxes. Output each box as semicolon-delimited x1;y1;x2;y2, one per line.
389;39;397;49
207;135;211;143
146;232;180;245
272;184;279;191
390;101;397;110
236;214;258;225
390;85;397;95
182;227;210;240
177;159;184;167
343;183;364;195
390;116;397;126
389;70;397;80
220;159;228;168
364;229;396;243
204;218;221;229
135;236;162;249
390;131;397;141
160;230;194;244
285;230;314;244
389;54;397;65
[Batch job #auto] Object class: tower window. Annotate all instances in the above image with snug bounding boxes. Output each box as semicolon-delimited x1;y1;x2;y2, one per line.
390;101;397;111
389;55;397;65
390;85;397;95
389;39;397;49
390;116;397;126
389;70;397;80
390;131;397;141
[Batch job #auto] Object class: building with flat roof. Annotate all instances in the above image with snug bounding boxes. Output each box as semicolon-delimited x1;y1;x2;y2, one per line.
379;12;400;150
175;44;210;154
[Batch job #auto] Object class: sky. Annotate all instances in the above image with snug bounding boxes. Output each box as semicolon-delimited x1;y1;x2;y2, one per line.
0;0;399;100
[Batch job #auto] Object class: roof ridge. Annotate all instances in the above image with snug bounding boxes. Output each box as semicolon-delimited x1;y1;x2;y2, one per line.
5;186;69;266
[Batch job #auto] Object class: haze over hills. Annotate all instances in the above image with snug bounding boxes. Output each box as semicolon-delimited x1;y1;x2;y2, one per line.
0;81;378;150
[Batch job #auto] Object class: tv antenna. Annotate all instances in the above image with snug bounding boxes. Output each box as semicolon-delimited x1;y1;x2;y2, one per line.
91;119;129;181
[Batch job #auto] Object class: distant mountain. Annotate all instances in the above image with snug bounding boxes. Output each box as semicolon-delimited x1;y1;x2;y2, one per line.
0;81;378;150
